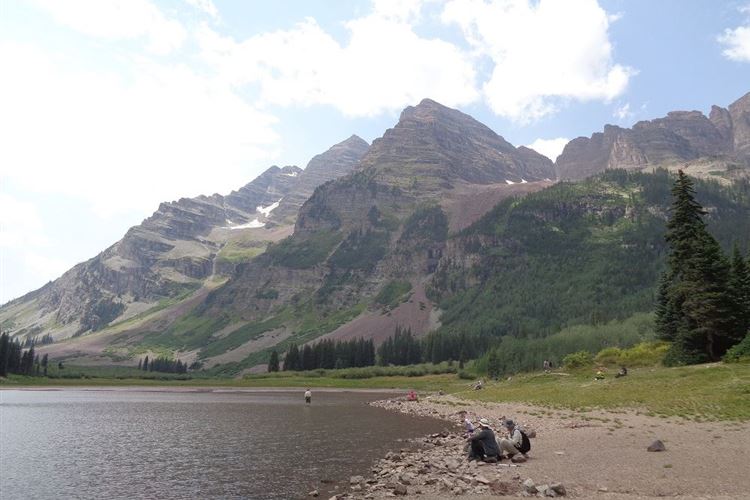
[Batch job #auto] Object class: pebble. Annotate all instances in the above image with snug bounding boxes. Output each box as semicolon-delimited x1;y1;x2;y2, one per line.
647;439;666;452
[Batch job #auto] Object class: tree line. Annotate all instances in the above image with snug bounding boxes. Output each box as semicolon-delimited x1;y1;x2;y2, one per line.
0;332;49;377
138;355;188;374
275;338;376;371
273;327;474;372
656;170;750;364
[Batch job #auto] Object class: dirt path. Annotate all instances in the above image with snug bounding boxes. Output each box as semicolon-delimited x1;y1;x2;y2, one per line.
350;395;750;499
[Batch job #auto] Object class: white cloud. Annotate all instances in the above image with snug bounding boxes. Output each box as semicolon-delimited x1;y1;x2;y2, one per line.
614;102;633;121
441;0;634;121
32;0;187;55
196;7;479;116
0;42;280;217
525;137;569;162
718;5;750;62
184;0;219;21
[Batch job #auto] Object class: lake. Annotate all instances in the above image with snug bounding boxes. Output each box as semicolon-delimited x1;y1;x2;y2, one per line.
0;388;447;499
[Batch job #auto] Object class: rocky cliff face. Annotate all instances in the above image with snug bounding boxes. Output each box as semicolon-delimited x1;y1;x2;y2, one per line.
556;92;750;181
272;135;370;223
1;137;367;340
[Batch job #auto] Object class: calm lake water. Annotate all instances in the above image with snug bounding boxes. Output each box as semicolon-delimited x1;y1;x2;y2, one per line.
0;388;447;499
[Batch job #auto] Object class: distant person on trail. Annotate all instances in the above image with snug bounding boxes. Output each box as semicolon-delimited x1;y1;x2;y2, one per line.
615;366;628;378
498;419;530;460
543;360;550;373
473;379;483;390
467;418;500;463
304;389;312;404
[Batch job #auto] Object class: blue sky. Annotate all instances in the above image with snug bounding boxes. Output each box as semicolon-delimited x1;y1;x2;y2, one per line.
1;0;750;303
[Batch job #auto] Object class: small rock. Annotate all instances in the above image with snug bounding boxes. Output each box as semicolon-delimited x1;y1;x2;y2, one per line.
308;490;319;497
511;454;527;463
350;484;362;492
647;440;666;452
393;484;407;496
523;478;536;494
554;451;565;456
550;483;567;496
350;476;364;485
598;486;609;492
537;484;550;494
474;475;491;485
527;429;537;438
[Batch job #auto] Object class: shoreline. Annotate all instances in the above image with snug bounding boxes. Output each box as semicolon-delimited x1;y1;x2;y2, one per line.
331;394;750;499
0;385;407;394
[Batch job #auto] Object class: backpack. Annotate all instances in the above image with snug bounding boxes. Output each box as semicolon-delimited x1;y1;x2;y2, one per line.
517;430;531;454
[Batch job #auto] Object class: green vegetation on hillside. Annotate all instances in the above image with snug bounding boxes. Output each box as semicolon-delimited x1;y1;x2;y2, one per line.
374;280;412;308
474;313;656;375
267;230;342;269
430;170;750;354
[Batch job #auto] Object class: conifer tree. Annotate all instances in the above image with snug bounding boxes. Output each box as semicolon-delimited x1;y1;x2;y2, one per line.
268;350;280;372
0;333;10;377
729;244;750;338
41;354;48;376
658;171;740;364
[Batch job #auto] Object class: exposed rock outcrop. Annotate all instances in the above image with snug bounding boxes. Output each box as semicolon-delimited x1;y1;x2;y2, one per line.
556;92;750;181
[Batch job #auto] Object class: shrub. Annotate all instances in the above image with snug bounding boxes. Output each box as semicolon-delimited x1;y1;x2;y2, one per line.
723;335;750;362
457;370;474;380
595;347;623;365
617;341;669;366
563;351;594;369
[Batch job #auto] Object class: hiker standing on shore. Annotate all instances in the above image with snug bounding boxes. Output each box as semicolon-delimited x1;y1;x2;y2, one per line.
304;388;312;404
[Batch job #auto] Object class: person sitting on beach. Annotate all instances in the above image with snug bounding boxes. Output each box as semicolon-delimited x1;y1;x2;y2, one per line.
473;379;483;390
615;366;628;378
467;418;500;463
304;389;312;404
498;419;529;460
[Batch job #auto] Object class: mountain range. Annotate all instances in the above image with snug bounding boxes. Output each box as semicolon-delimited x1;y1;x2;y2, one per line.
2;92;749;373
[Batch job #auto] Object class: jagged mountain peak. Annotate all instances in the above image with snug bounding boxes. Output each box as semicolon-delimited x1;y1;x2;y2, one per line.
358;98;554;185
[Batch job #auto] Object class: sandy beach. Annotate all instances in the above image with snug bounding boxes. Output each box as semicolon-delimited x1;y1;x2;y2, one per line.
331;394;750;499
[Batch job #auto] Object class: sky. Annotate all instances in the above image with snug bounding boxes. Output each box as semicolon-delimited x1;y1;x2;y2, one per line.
1;0;750;304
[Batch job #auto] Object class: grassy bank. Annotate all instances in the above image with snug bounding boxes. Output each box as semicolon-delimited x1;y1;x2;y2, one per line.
461;360;750;421
3;361;749;421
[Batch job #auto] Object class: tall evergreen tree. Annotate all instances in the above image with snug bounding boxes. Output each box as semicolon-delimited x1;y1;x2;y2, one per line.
729;244;750;338
268;350;280;372
658;170;740;364
0;333;10;377
41;354;49;377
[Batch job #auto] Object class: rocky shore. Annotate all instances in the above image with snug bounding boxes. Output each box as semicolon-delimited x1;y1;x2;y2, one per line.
311;393;750;499
311;395;565;499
